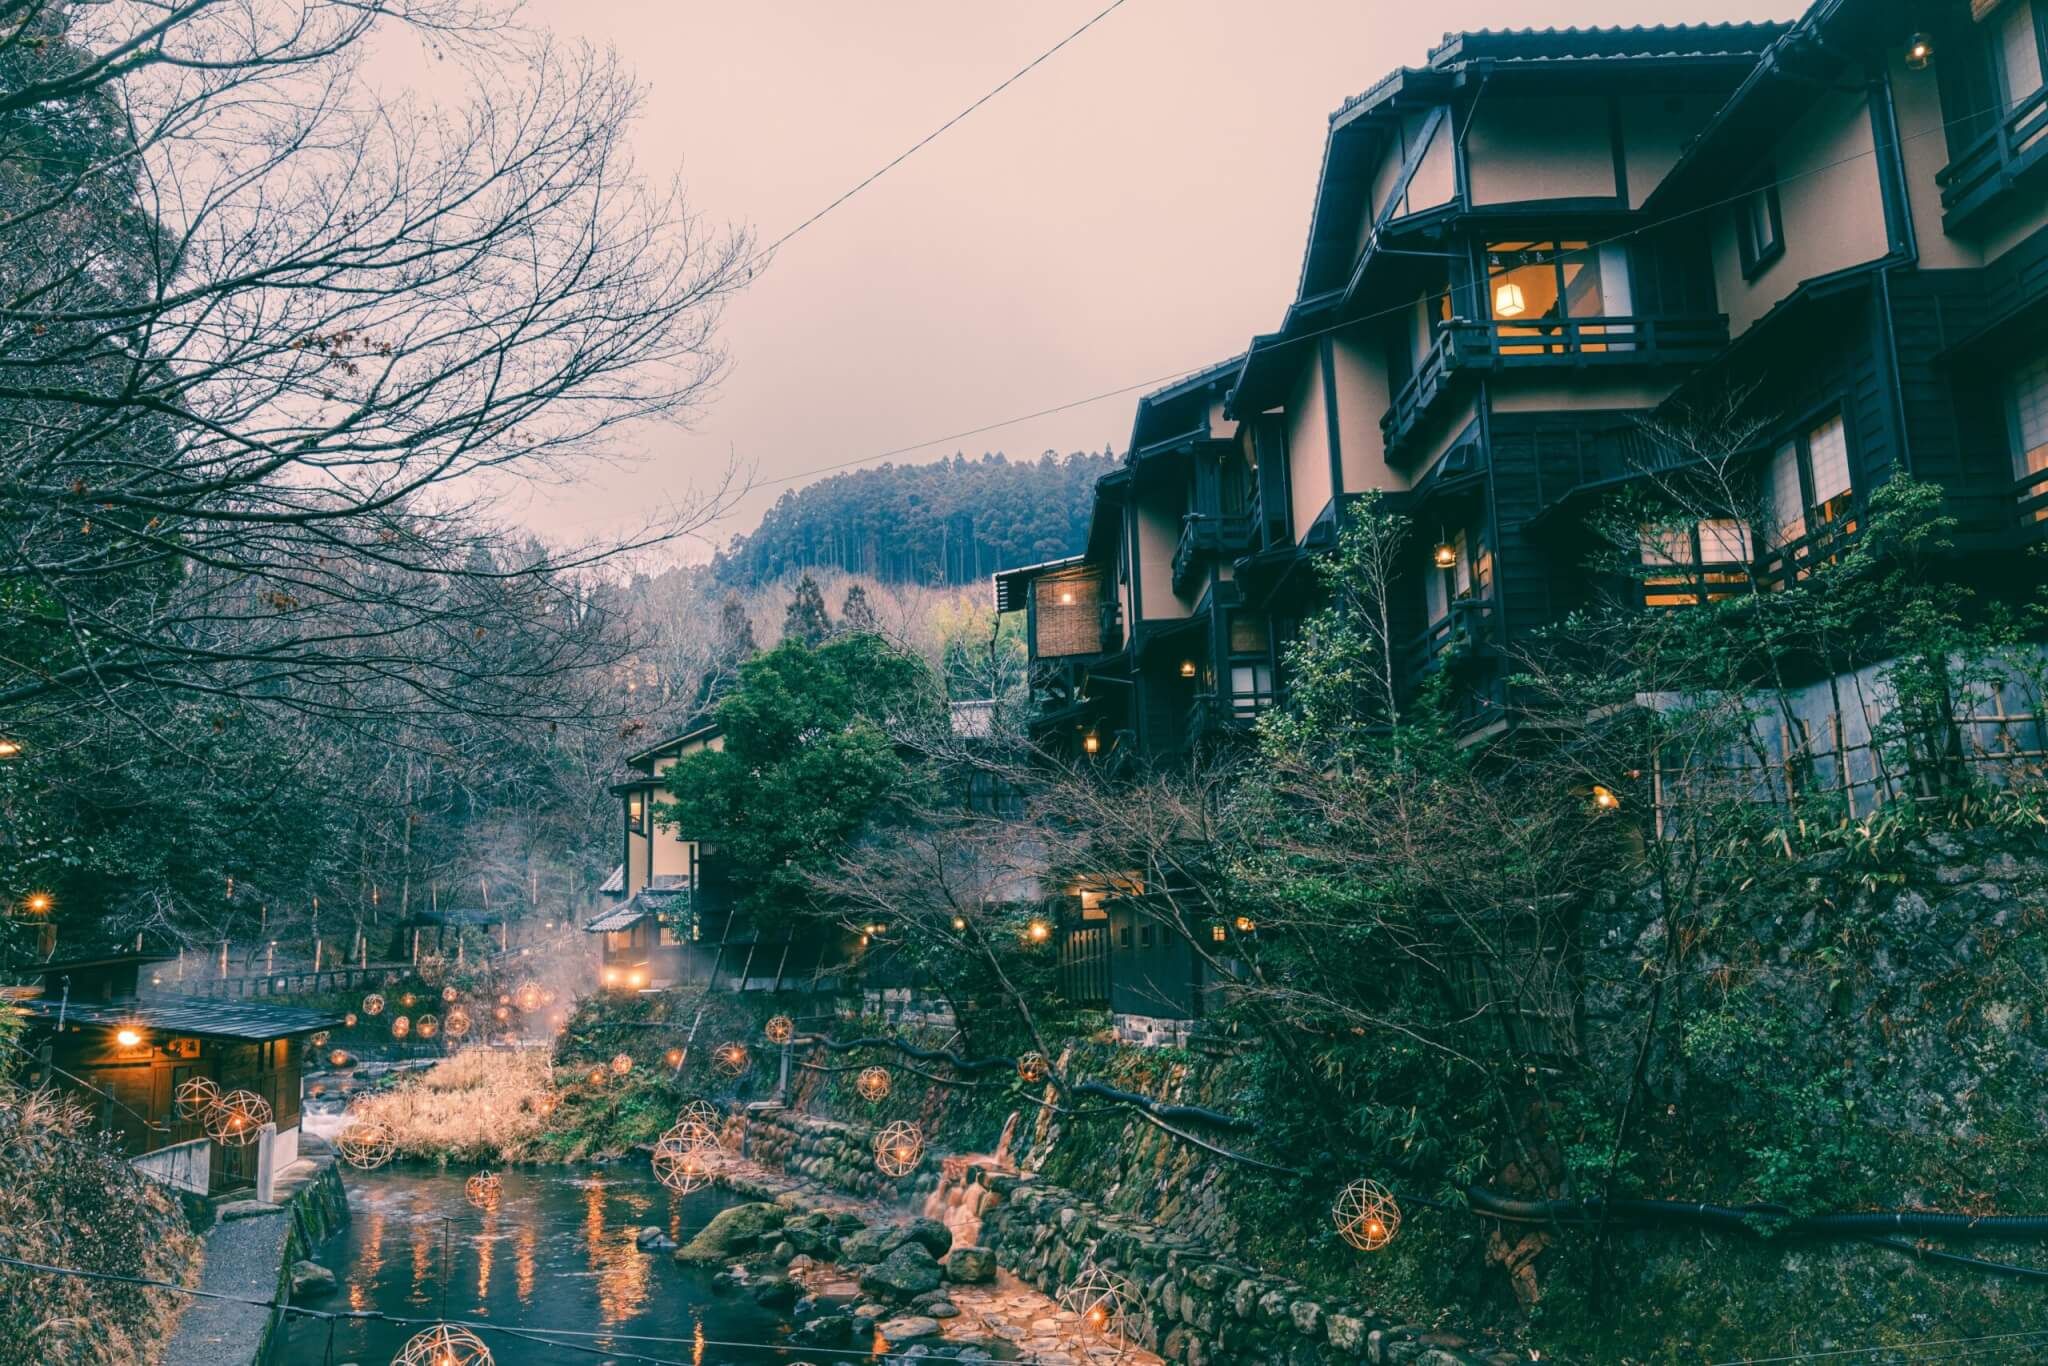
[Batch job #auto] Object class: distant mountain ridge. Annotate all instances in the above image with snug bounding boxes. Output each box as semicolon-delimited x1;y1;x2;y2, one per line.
713;450;1117;587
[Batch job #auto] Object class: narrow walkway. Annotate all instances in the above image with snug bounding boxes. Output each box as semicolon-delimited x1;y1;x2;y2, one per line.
159;1201;289;1366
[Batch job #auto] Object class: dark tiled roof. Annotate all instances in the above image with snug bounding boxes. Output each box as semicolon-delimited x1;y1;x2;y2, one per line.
1427;22;1789;65
10;993;342;1040
597;864;625;895
585;878;691;933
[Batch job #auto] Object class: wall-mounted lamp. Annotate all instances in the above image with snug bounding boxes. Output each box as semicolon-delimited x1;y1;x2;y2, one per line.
1083;733;1101;755
0;739;21;759
1904;32;1934;70
1433;542;1457;570
1179;660;1197;678
1057;589;1075;605
116;1028;143;1048
1494;282;1527;318
1591;784;1620;811
1027;919;1052;942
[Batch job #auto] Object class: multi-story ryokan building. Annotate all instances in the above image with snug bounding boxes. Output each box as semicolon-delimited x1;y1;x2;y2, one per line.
998;0;2048;1038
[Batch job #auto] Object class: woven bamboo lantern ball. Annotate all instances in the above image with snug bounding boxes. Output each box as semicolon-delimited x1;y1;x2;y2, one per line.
610;1052;633;1076
1058;1265;1136;1352
173;1075;221;1121
344;1012;359;1028
329;1049;353;1068
310;1031;330;1048
492;1005;510;1022
442;985;459;1003
855;1066;892;1103
1016;1051;1050;1085
873;1121;924;1177
205;1090;272;1146
390;1014;411;1039
400;993;416;1008
678;1099;720;1132
664;1046;684;1067
711;1042;748;1077
515;981;543;1012
444;1007;471;1038
763;1015;793;1044
1331;1178;1401;1251
337;1121;398;1170
464;1170;502;1209
362;993;385;1016
651;1122;719;1193
393;1322;493;1366
415;1014;439;1040
586;1066;605;1085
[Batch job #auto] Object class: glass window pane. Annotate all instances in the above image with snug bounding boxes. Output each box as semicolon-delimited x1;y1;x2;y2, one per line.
1487;242;1560;322
1807;415;1851;505
1998;0;2044;102
2013;348;2048;477
1699;519;1754;563
1769;441;1805;546
1639;525;1692;566
1558;242;1606;318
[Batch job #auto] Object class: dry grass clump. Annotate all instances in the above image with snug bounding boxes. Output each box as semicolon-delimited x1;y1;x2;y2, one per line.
0;1084;200;1365
347;1048;555;1163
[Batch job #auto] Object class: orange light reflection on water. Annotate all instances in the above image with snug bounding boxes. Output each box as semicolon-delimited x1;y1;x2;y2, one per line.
475;1206;496;1305
515;1216;536;1308
350;1210;386;1314
581;1179;651;1334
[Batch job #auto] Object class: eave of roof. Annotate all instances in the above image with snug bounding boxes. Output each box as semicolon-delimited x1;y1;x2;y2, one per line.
11;993;343;1040
992;555;1089;613
625;718;720;770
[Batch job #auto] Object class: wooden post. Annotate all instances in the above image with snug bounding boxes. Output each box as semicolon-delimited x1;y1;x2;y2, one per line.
411;928;419;964
219;941;228;979
314;939;322;973
176;949;184;982
266;941;275;974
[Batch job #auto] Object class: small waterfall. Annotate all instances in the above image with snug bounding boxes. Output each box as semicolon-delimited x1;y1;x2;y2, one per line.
920;1155;991;1247
991;1110;1020;1169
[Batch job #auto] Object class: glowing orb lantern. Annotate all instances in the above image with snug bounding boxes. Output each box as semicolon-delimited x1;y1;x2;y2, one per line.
651;1121;719;1193
336;1121;398;1170
361;993;385;1017
1016;1052;1051;1085
442;986;459;1003
205;1090;272;1146
711;1042;748;1077
415;1014;439;1040
763;1015;793;1044
173;1075;221;1121
610;1052;633;1076
873;1121;923;1177
393;1323;493;1366
444;1007;472;1038
464;1170;503;1209
514;981;543;1012
1057;1265;1136;1355
390;1015;411;1039
1332;1178;1402;1251
344;1013;359;1028
855;1066;892;1103
678;1099;721;1133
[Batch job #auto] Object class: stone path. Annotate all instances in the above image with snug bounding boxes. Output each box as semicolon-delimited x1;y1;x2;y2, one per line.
717;1154;1163;1365
159;1200;289;1366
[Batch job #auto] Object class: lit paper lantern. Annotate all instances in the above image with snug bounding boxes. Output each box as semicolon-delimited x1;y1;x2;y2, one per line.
1331;1178;1401;1251
1058;1264;1136;1355
205;1090;271;1146
763;1015;793;1044
337;1121;397;1170
711;1042;748;1077
855;1066;891;1103
1016;1052;1050;1085
464;1170;502;1209
361;993;385;1016
393;1323;493;1366
173;1075;221;1120
873;1121;923;1177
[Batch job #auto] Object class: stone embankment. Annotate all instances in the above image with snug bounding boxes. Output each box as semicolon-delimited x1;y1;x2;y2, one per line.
732;1108;1516;1366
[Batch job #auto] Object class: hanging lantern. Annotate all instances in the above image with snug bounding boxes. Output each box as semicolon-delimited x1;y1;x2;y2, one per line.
337;1120;398;1170
1904;32;1934;69
763;1016;794;1045
205;1090;272;1147
711;1043;749;1077
651;1120;720;1193
497;993;510;1005
362;993;385;1017
610;1052;633;1075
873;1121;924;1177
1057;1264;1136;1352
1179;659;1197;678
1026;919;1051;943
1082;733;1101;755
310;1031;330;1048
464;1170;503;1209
856;1066;892;1103
1331;1178;1402;1251
416;1014;439;1040
1493;280;1527;317
1016;1052;1051;1085
393;1323;494;1366
515;981;543;1012
390;1015;411;1039
444;1007;472;1038
442;986;459;1003
173;1075;221;1121
1433;541;1457;569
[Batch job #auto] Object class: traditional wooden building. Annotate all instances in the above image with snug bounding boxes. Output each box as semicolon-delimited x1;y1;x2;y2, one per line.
1002;0;2048;1037
6;951;339;1195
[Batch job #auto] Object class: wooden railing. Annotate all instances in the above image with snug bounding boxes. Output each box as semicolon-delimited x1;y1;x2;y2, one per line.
1754;519;1857;593
1382;315;1730;458
1938;85;2048;228
1185;688;1275;750
177;963;412;999
1406;596;1496;689
1171;513;1253;596
2016;467;2048;540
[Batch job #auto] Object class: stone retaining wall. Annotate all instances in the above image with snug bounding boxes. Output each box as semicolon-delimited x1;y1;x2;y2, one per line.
735;1108;1513;1366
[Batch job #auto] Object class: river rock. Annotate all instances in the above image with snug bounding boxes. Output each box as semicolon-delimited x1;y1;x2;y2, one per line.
876;1314;943;1343
839;1223;901;1264
787;1311;855;1349
634;1226;674;1251
943;1245;995;1283
673;1202;787;1263
860;1242;943;1300
751;1275;799;1310
289;1260;337;1298
899;1216;953;1258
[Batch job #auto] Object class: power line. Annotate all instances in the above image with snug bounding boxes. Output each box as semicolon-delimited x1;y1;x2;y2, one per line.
720;84;2037;511
756;0;1134;260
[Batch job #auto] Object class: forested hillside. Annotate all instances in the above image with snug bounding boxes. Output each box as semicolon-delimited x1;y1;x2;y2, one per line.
712;450;1116;586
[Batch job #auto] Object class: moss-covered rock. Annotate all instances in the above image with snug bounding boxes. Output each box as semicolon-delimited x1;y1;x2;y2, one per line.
672;1202;787;1264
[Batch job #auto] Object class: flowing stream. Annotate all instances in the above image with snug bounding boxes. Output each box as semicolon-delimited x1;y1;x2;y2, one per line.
275;1165;802;1365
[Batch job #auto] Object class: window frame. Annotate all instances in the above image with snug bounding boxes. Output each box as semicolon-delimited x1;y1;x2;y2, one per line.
2006;344;2048;482
1735;178;1785;279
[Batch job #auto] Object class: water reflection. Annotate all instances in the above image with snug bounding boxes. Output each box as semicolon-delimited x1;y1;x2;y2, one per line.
281;1165;797;1366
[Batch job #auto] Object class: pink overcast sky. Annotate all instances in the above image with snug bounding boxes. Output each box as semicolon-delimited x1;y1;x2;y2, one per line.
462;1;1801;557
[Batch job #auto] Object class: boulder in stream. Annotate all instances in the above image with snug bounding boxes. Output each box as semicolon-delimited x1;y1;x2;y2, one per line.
673;1202;787;1263
859;1241;943;1301
289;1260;337;1298
943;1245;995;1284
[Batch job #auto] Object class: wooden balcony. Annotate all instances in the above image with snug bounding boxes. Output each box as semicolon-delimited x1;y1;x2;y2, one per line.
1382;315;1730;460
1937;86;2048;233
1754;519;1857;593
2017;467;2048;543
1172;513;1253;597
1405;596;1496;692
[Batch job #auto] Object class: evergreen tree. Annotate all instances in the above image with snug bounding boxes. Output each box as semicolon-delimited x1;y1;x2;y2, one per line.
839;583;880;634
714;595;758;668
782;574;833;645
